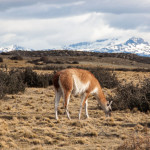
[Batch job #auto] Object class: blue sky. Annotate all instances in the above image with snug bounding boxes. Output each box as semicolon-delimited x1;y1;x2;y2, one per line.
0;0;150;49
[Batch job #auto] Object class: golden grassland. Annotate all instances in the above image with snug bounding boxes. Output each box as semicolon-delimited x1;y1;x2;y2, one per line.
0;86;149;150
0;56;150;149
0;73;149;150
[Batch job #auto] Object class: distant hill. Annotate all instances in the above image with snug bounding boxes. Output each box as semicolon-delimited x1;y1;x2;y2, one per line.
1;50;150;65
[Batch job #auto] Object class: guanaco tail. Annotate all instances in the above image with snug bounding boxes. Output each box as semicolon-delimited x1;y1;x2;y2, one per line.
53;68;112;120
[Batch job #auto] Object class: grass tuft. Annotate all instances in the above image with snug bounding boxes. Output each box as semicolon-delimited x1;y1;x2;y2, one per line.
117;135;150;150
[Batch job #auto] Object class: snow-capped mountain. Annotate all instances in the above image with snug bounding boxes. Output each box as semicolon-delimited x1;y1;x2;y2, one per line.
63;37;150;56
0;45;32;53
0;37;150;57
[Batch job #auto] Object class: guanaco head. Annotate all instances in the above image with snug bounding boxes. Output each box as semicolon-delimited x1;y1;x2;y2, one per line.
105;101;112;117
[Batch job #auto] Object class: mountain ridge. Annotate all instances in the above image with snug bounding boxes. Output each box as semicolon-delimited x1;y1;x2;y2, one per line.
0;37;150;57
63;37;150;56
0;45;32;52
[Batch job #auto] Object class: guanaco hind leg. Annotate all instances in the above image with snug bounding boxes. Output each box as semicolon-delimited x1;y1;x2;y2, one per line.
63;91;71;120
54;90;62;120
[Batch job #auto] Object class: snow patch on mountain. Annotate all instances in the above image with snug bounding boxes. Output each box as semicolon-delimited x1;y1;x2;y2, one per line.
0;37;150;57
63;37;150;56
0;45;32;53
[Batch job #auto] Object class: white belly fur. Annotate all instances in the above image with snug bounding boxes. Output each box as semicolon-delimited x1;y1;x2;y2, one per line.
72;75;90;95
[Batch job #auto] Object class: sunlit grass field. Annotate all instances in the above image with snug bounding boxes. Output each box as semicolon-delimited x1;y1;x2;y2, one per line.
0;53;150;149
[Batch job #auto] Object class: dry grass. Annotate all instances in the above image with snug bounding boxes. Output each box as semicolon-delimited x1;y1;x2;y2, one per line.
0;84;149;150
0;56;150;149
1;58;34;69
117;134;150;150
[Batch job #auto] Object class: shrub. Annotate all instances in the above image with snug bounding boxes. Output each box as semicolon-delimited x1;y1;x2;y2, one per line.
111;79;150;112
0;68;54;99
0;71;8;99
36;73;53;87
72;61;79;64
22;67;39;87
0;70;25;99
8;70;25;94
40;56;49;62
55;60;64;64
40;56;54;64
22;67;53;87
0;52;10;55
40;56;56;64
90;68;119;89
0;57;3;62
27;59;41;65
10;55;23;60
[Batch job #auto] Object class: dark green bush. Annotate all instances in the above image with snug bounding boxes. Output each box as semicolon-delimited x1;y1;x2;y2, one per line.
90;68;119;89
22;67;53;88
22;67;39;87
111;79;150;112
40;56;54;64
10;55;23;60
72;61;79;64
55;60;64;64
0;68;54;99
0;71;8;99
0;70;25;99
8;70;25;94
0;57;3;62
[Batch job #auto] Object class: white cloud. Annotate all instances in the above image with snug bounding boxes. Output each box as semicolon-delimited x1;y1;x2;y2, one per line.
0;0;150;49
1;12;150;49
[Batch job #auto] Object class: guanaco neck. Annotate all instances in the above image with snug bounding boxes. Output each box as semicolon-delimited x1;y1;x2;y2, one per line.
96;86;108;111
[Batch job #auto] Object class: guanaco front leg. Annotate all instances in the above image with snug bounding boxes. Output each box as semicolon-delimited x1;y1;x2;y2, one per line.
79;93;89;120
85;100;89;119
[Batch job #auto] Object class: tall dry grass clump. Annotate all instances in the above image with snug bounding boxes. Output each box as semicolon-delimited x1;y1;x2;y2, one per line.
117;135;150;150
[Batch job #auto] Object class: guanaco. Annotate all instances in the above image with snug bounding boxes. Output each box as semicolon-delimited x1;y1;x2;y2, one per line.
53;68;112;120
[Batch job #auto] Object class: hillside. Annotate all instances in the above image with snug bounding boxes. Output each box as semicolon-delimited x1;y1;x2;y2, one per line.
1;50;150;65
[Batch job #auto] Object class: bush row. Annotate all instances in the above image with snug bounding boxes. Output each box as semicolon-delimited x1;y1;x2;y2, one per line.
0;68;54;99
3;50;150;64
28;56;79;65
0;66;150;112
